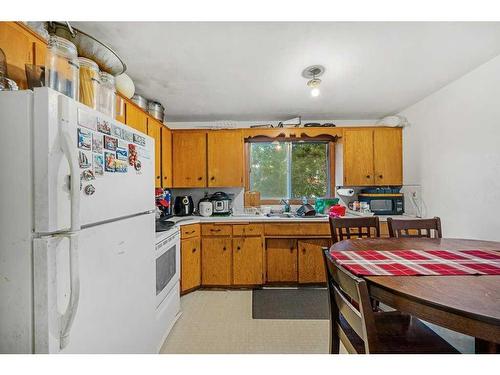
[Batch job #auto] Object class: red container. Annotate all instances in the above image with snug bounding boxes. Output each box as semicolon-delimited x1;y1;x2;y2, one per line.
329;204;346;218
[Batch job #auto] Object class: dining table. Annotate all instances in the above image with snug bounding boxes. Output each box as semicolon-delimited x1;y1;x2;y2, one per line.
329;237;500;353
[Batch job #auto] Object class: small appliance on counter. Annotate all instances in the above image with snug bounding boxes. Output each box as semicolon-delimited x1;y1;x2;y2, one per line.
209;191;232;215
358;187;404;215
155;188;173;219
198;194;213;217
174;195;194;216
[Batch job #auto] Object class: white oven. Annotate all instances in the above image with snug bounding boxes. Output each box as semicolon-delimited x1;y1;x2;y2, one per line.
155;227;180;308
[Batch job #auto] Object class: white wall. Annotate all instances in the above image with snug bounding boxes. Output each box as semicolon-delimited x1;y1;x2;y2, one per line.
399;55;500;241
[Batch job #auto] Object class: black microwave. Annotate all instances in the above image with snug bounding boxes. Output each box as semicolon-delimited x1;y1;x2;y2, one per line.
358;194;404;215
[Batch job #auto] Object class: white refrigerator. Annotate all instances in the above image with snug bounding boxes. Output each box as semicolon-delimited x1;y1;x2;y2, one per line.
0;88;158;353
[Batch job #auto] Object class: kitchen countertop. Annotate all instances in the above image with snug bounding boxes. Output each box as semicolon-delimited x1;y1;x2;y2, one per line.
165;213;419;227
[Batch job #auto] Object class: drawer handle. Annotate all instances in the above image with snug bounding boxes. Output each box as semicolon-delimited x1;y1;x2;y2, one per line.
197;177;203;181
223;247;226;251
210;228;221;232
192;248;197;253
366;175;371;179
210;176;215;181
185;230;195;234
378;174;383;179
156;176;160;179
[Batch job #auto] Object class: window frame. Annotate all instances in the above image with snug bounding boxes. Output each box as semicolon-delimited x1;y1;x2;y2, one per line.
244;139;336;205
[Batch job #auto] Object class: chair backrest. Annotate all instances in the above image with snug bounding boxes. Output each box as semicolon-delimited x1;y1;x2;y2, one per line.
387;217;442;239
323;250;378;353
329;216;380;243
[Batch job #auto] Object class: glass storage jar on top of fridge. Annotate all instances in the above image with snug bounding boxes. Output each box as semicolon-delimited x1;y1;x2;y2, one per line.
98;71;116;118
78;57;100;110
45;35;79;100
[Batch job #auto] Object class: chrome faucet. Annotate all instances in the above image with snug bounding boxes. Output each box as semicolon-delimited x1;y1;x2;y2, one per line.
280;199;291;213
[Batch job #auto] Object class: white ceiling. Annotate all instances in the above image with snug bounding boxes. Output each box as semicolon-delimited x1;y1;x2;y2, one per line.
74;22;500;122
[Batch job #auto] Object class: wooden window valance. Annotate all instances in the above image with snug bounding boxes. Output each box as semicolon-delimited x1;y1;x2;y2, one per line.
244;132;341;143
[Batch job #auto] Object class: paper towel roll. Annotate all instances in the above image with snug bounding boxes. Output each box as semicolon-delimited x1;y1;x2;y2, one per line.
337;188;355;197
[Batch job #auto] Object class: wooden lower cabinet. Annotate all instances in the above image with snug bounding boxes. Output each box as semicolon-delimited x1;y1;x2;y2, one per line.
233;237;263;285
297;239;330;284
266;239;298;283
181;237;201;293
201;237;232;286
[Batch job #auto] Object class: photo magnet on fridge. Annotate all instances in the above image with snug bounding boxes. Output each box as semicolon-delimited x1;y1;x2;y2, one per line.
97;119;111;135
115;160;128;173
92;133;103;153
77;128;92;150
79;150;91;168
93;154;104;176
116;147;128;161
104;151;115;172
128;143;137;167
122;129;133;142
133;133;146;146
112;124;123;139
104;135;118;151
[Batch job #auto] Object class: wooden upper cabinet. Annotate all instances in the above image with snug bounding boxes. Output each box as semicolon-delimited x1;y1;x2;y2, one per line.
0;22;36;90
343;129;375;186
181;237;201;293
207;130;244;187
172;131;207;188
146;117;162;187
161;126;172;188
125;103;148;134
266;239;298;283
374;128;402;185
297;239;329;284
201;237;232;286
232;237;263;285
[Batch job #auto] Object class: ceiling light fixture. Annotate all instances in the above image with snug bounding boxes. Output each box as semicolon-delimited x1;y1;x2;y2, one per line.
302;65;325;98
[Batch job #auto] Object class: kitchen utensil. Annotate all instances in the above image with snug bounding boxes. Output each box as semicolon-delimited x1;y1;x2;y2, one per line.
132;94;148;109
47;22;126;76
296;203;316;217
174;195;194;216
244;191;261;207
25;64;45;89
148;101;164;121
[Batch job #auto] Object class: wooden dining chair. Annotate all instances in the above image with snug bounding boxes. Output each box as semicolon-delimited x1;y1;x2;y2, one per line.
329;216;381;243
387;217;442;239
322;250;459;354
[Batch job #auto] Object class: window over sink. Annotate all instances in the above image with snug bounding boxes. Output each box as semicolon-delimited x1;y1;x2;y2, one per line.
248;141;333;202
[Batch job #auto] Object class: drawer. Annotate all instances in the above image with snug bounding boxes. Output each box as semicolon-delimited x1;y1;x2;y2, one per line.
202;224;232;236
233;224;263;236
264;223;330;237
181;223;200;239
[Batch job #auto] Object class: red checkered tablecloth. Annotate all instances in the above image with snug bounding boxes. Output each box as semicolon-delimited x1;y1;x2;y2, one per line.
328;249;500;276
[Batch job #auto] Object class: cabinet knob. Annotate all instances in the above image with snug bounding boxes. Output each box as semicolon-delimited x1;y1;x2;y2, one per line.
237;246;241;251
156;176;160;179
198;177;202;181
192;248;196;253
223;247;226;251
378;174;383;179
366;175;371;179
210;176;215;181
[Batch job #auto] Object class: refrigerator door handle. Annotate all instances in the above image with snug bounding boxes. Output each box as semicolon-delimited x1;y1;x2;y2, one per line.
58;95;81;232
59;232;80;349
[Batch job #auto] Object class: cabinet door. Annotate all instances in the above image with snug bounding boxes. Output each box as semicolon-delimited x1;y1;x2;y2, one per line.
207;130;244;187
172;131;207;188
125;104;148;134
298;239;330;284
161;126;172;188
374;128;403;185
343;129;374;186
147;117;162;188
266;239;297;283
0;22;34;89
181;237;201;293
201;237;232;286
233;237;263;285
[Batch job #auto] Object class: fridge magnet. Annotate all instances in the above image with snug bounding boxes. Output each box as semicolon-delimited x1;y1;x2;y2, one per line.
79;150;91;168
104;135;118;151
93;154;104;176
92;133;103;153
115;160;128;173
104;151;115;172
117;139;128;149
77;128;92;150
116;147;128;161
133;133;146;146
137;146;150;159
128;144;137;166
134;159;142;172
112;124;123;139
97;119;111;135
81;169;95;181
77;109;97;131
122;129;134;142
